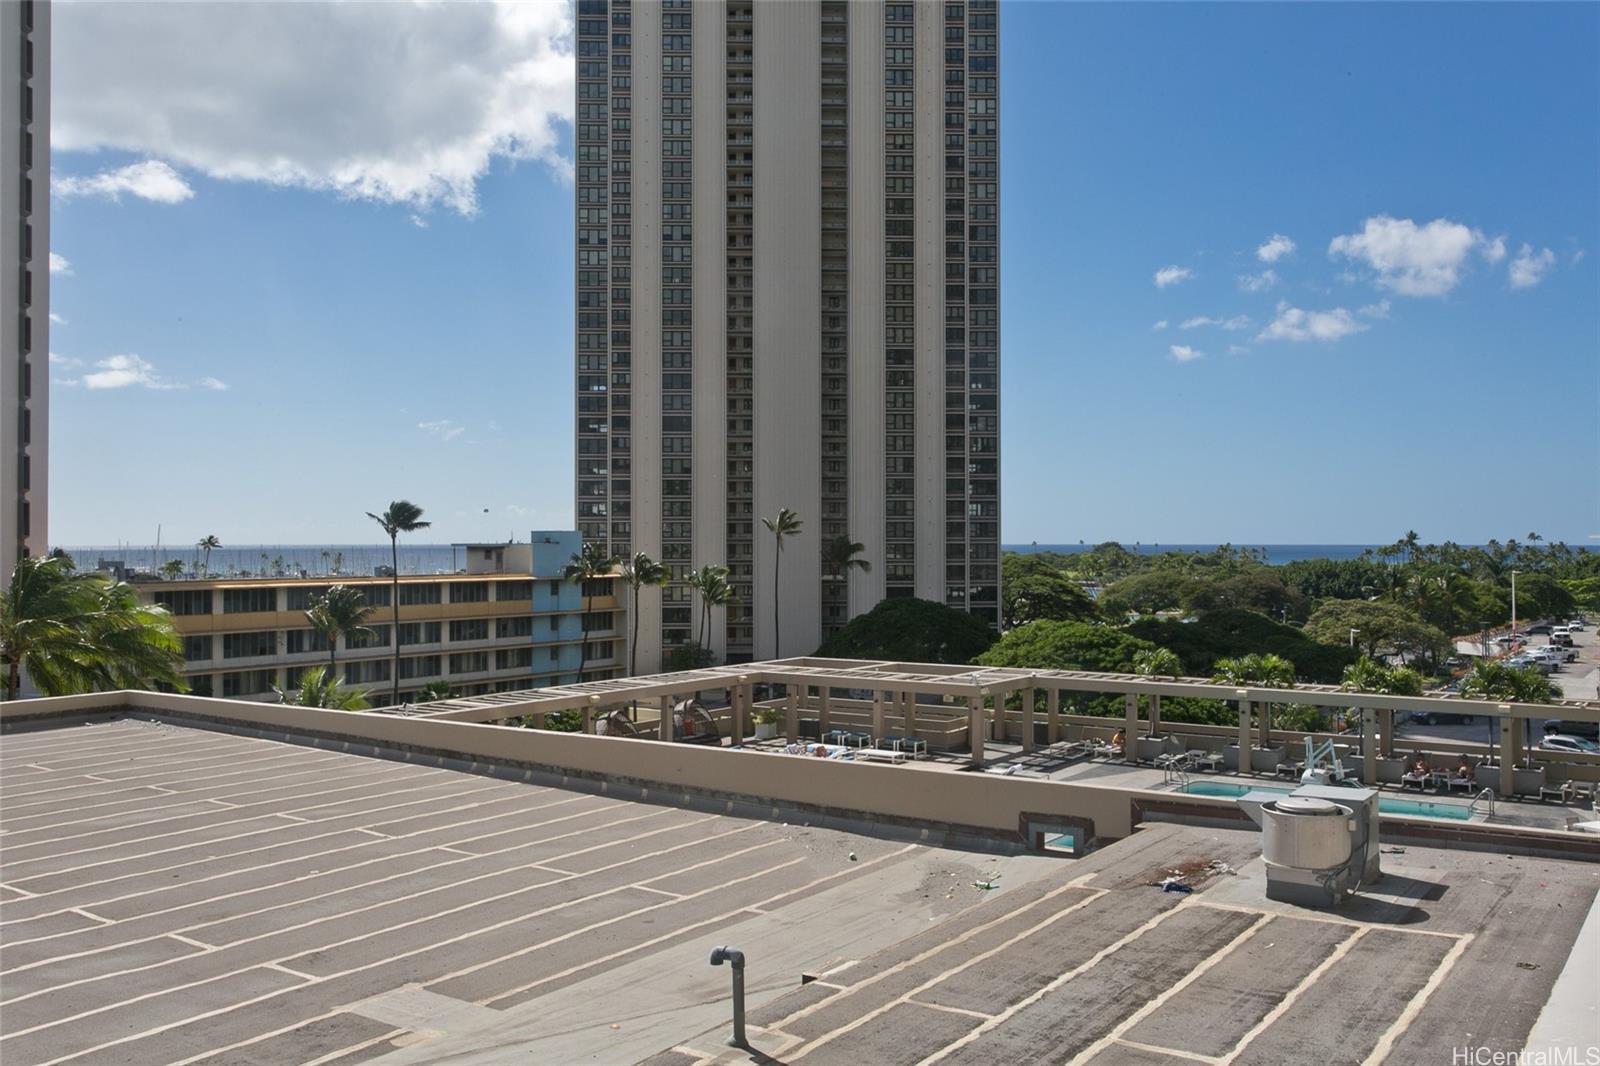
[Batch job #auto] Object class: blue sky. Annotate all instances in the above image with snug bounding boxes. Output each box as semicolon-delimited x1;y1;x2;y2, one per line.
47;1;1598;549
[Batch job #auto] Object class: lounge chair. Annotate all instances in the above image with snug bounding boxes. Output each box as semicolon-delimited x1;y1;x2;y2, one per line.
878;734;928;758
1445;770;1476;794
1539;781;1575;804
826;729;872;749
1275;760;1305;780
1400;767;1430;791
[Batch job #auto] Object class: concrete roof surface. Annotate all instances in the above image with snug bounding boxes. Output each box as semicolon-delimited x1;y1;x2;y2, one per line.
1;718;1596;1066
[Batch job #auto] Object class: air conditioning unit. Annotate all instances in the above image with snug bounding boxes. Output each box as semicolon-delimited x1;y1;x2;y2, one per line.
1242;785;1380;908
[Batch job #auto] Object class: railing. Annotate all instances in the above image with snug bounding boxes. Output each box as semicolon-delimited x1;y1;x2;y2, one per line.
1469;787;1496;818
1160;753;1192;788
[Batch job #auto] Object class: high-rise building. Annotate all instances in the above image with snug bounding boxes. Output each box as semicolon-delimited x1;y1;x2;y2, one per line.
575;0;1000;671
2;0;49;585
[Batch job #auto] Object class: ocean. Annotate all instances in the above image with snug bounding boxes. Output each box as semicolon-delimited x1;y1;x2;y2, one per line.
63;541;1389;579
1004;544;1385;566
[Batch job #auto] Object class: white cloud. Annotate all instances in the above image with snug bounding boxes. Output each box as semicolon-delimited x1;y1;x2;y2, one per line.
1154;265;1194;289
55;160;195;204
1180;314;1251;331
1152;320;1169;332
1508;244;1555;289
1572;248;1587;267
1256;234;1296;263
1257;301;1368;343
1169;344;1203;363
81;354;185;390
1327;214;1491;297
1359;299;1392;320
49;252;72;275
49;312;66;325
53;1;574;215
199;376;229;391
1238;269;1278;293
1480;235;1507;264
1228;344;1249;355
418;419;466;442
49;351;82;368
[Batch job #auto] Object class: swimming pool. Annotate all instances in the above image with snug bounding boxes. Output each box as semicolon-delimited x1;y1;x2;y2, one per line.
1178;781;1474;821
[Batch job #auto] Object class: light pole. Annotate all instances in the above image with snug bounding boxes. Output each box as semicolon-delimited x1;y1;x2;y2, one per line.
1349;628;1360;649
1510;570;1521;643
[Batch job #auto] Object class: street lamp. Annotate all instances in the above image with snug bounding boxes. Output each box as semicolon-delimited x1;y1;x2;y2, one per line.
1508;569;1522;649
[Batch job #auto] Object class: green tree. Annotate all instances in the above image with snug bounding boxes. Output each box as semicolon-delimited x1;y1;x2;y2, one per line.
417;679;454;702
1183;571;1304;622
196;534;221;577
975;620;1157;673
563;541;618;682
273;666;369;710
1001;554;1099;628
366;500;430;705
1133;647;1183;678
2;555;186;700
1098;570;1195;618
1279;557;1388;603
1303;599;1449;665
687;563;734;653
1212;653;1305;733
304;584;376;680
159;559;185;580
1457;659;1557;704
1127;609;1358;683
620;551;670;676
821;535;871;584
1339;657;1424;697
761;508;803;657
818;597;998;665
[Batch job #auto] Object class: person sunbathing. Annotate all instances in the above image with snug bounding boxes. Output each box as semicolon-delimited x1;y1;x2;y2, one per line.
1409;756;1429;777
1110;729;1125;749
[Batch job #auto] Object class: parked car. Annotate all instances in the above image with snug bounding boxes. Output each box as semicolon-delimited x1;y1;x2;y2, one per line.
1527;623;1554;636
1544;719;1600;742
1547;644;1578;661
1507;656;1554;674
1413;711;1475;725
1536;734;1600;754
1551;632;1574;647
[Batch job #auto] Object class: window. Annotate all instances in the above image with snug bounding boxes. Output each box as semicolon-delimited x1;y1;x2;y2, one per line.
449;582;489;604
497;616;535;639
285;586;330;611
285;628;332;655
182;635;213;662
154;589;212;616
496;581;534;601
398;621;442;646
348;625;390;650
221;670;276;697
495;648;534;671
222;631;276;659
397;584;441;606
398;655;442;680
449;619;489;642
223;588;277;614
449;651;490;674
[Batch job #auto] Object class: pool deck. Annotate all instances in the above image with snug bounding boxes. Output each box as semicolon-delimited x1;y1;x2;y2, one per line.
742;735;1594;831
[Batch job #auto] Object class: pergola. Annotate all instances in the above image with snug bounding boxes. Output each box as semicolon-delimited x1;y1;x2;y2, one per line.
396;657;1600;796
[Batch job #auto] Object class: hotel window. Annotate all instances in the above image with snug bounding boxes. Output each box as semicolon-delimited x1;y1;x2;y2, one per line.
222;631;277;659
222;588;277;614
397;584;442;606
398;621;443;646
449;619;489;642
154;589;213;616
450;582;489;604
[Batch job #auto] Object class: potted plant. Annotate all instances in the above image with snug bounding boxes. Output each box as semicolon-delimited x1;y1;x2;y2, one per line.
752;707;781;740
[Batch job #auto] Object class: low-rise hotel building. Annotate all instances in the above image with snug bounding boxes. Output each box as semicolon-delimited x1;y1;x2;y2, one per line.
134;532;622;704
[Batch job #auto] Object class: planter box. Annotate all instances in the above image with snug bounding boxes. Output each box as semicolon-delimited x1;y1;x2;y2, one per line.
754;722;778;740
1134;736;1169;765
1251;746;1288;773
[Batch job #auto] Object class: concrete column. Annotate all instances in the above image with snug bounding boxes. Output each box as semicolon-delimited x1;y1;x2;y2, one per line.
1259;701;1271;749
1237;701;1252;768
1499;715;1515;797
1150;693;1162;736
732;685;746;747
582;702;594;735
1047;688;1061;744
1361;708;1377;786
871;690;885;740
1022;687;1036;752
818;687;831;736
904;691;918;741
785;685;800;743
1124;693;1138;745
661;695;675;743
968;695;984;767
1379;709;1394;757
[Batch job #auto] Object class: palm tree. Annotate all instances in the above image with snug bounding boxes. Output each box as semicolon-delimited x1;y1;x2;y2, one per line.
2;555;186;700
417;679;454;703
1458;659;1556;704
761;508;803;658
159;559;185;581
689;564;734;652
304;584;376;681
1132;648;1182;737
620;551;670;677
273;666;369;710
1212;653;1296;742
196;535;221;576
562;541;618;682
1339;657;1423;697
367;500;430;704
821;535;870;583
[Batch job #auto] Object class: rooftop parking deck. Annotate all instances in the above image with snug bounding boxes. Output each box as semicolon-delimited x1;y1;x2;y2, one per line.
2;679;1598;1065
